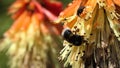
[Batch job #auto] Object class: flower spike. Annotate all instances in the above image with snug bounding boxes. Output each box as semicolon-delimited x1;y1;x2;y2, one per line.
0;0;63;68
56;0;120;68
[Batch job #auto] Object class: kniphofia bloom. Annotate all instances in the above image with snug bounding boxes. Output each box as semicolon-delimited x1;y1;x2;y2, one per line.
0;0;63;68
56;0;120;68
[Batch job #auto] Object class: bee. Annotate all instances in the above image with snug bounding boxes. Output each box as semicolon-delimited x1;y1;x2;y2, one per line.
77;6;85;16
62;28;85;46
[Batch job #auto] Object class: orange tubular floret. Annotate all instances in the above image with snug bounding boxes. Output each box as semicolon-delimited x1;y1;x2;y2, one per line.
20;11;32;31
31;12;40;30
10;11;28;31
11;6;26;19
59;0;82;18
42;7;58;21
33;0;57;21
36;12;44;21
4;11;28;36
113;0;120;6
8;1;27;14
80;0;96;18
106;0;114;7
84;0;96;11
66;16;77;28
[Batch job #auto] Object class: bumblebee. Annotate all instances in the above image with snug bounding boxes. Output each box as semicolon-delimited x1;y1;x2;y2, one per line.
77;6;85;16
62;28;84;46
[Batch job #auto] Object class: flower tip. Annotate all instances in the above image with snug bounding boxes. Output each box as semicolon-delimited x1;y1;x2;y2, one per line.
54;18;64;24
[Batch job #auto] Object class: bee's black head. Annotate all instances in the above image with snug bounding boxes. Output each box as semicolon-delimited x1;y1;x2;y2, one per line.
62;28;72;40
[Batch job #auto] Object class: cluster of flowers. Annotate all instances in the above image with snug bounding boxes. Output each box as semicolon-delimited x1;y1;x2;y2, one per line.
1;0;120;68
0;0;63;68
57;0;120;68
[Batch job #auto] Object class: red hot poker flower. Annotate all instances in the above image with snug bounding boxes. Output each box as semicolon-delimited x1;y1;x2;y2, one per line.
1;0;63;68
56;0;120;68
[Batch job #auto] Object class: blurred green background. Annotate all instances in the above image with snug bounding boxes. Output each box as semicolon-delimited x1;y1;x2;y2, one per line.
0;0;71;68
